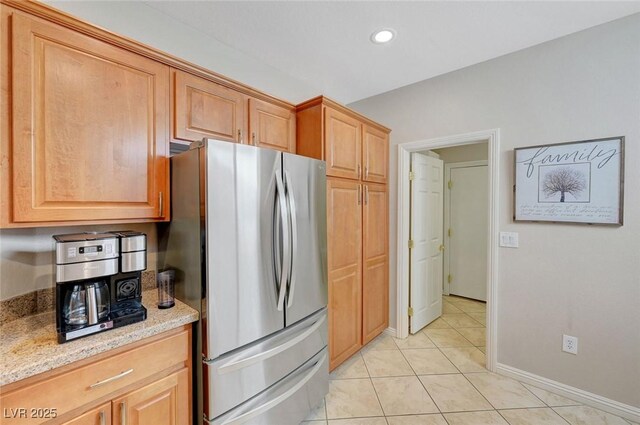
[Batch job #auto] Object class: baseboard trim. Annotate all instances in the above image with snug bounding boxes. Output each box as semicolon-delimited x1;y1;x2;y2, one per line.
383;327;397;338
496;363;640;423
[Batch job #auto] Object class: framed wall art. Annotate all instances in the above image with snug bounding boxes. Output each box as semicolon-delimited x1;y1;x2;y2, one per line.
514;136;624;225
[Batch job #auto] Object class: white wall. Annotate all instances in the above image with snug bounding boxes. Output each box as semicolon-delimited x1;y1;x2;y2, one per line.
349;14;640;408
43;1;320;104
0;224;157;300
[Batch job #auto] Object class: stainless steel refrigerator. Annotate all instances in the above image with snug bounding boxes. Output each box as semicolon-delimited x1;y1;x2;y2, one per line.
164;138;328;425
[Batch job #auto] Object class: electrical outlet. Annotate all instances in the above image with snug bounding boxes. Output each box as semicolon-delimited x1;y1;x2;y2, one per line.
562;334;578;355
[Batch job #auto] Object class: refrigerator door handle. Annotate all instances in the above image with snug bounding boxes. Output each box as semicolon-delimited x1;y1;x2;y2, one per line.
217;351;327;425
284;171;298;308
274;170;290;311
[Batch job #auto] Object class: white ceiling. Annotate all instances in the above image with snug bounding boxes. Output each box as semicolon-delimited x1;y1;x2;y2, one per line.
144;1;640;104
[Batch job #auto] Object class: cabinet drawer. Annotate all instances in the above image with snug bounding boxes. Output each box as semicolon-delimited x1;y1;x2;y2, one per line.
0;330;189;425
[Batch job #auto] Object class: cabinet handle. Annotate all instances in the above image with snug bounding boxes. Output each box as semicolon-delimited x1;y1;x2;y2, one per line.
238;129;242;143
120;402;127;425
99;411;106;425
89;368;134;389
358;184;362;205
365;185;369;205
358;164;361;179
365;166;369;179
252;132;256;145
158;192;164;218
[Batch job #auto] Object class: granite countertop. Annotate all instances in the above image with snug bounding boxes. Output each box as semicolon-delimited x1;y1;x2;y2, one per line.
0;290;199;387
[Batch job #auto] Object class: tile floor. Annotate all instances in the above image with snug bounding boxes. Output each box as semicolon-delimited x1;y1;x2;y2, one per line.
302;295;637;425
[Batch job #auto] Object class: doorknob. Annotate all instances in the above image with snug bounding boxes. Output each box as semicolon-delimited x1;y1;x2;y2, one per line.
439;244;445;252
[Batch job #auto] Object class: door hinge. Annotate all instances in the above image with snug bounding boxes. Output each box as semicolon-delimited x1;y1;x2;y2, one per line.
447;274;453;283
408;239;414;249
448;228;452;237
448;180;453;189
408;307;414;317
409;171;415;181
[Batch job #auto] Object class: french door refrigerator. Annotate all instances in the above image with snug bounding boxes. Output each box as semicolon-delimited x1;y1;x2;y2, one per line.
164;138;328;425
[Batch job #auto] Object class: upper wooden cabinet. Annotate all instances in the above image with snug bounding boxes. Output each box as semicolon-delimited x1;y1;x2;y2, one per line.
248;98;296;152
297;96;390;183
3;11;170;225
363;125;389;183
172;69;296;152
173;69;247;144
325;108;362;180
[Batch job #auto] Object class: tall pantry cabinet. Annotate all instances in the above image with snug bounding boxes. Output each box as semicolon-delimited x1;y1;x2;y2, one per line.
297;96;390;370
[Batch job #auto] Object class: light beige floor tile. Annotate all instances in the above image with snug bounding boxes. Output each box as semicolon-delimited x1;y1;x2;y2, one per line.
443;411;508;425
302;421;327;425
305;399;327;420
419;374;493;412
362;349;414;377
325;379;383;419
467;312;486;325
553;406;630;425
441;314;484;328
465;373;544;409
328;418;387;425
386;414;448;425
443;302;463;313
402;348;459;374
477;346;486;353
394;332;436;349
458;303;486;313
440;347;486;373
372;376;439;415
362;333;399;351
457;328;486;346
330;353;369;379
499;408;569;425
521;383;580;407
424;318;452;329
424;329;474;347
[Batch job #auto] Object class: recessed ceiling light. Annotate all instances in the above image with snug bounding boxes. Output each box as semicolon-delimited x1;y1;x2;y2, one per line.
371;29;395;44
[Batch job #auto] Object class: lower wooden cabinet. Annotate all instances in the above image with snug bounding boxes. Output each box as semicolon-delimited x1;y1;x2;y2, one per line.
60;403;111;425
327;178;363;370
112;369;189;425
0;327;191;425
327;178;388;370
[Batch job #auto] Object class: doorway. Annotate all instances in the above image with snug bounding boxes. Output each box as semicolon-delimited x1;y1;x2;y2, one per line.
397;129;500;371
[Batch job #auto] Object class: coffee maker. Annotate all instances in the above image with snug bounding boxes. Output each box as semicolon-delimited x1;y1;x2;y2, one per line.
54;232;148;343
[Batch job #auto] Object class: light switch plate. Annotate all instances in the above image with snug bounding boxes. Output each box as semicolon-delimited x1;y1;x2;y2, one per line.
499;232;519;248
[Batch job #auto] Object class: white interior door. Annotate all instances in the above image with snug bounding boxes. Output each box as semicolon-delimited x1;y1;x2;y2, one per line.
409;153;444;333
446;164;488;301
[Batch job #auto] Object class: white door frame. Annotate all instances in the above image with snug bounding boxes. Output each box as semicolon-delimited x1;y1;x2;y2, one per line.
396;129;500;372
444;160;488;296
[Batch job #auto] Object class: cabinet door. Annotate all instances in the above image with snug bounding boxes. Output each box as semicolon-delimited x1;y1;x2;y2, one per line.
248;98;296;152
173;69;247;143
324;108;361;180
362;184;389;344
11;14;169;223
326;178;362;370
113;369;190;425
61;403;111;425
362;125;389;183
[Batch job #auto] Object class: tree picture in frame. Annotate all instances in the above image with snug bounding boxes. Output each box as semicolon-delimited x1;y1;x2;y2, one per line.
514;136;624;225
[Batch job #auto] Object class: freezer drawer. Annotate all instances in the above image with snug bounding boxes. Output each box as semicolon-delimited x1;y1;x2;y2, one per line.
204;308;327;420
207;347;328;425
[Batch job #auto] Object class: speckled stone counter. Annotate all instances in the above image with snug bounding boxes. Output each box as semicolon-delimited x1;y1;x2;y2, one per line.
0;290;198;386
